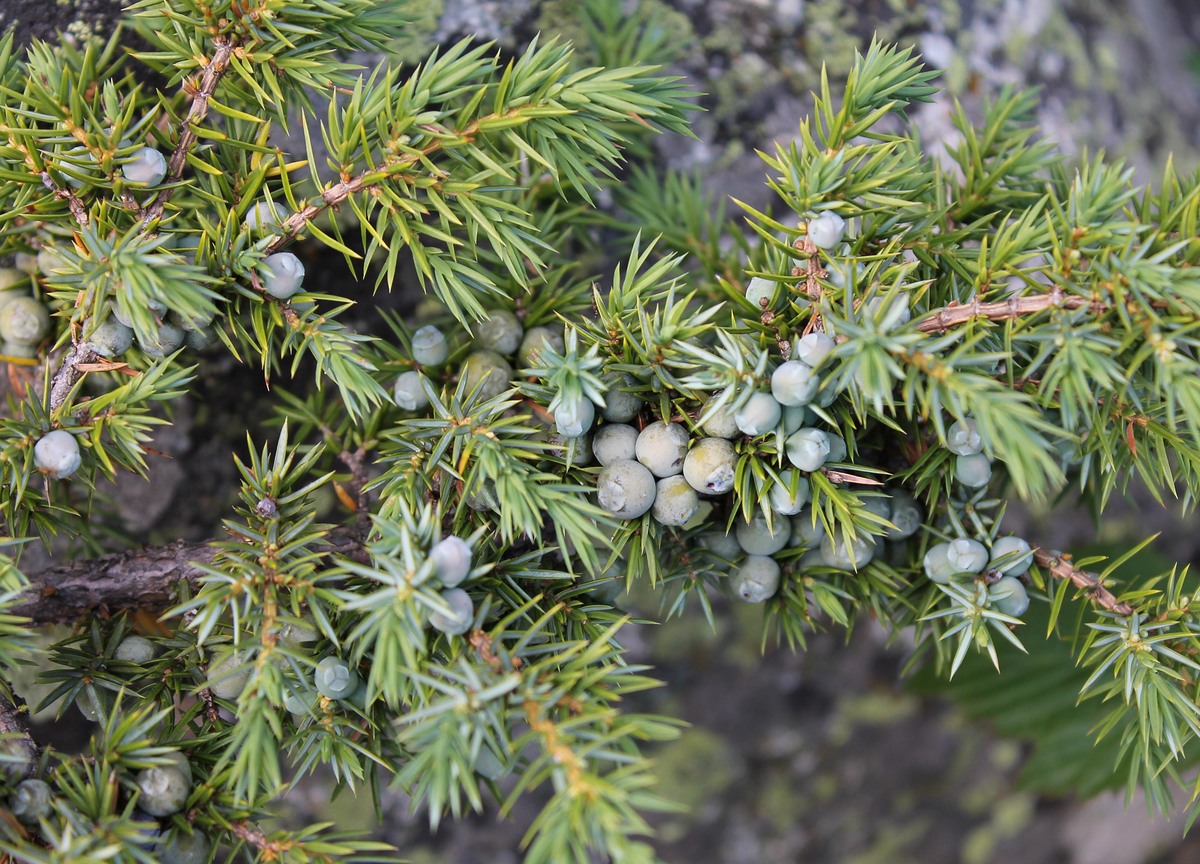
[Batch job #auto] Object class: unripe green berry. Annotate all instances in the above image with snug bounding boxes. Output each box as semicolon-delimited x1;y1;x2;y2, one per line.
793;332;836;368
989;576;1030;617
11;778;52;824
989;536;1034;576
460;349;513;401
36;247;66;278
136;764;190;817
474;747;507;781
600;372;643;423
771;361;819;407
596;458;656;519
682;436;737;495
736;515;791;555
699;394;740;439
34;430;82;479
430;535;472;587
0;737;34;784
517;325;563;368
635;421;688;477
429;588;474;636
394;370;429;411
786;427;830;472
314;656;360;700
261;252;305;299
206;651;250;700
651;475;700;526
160;751;193;787
745;276;780;309
733;555;781;603
475;309;523;355
593;424;639;466
75;687;110;722
0;296;50;343
0;266;27;293
734;392;782;437
279;619;320;647
955;453;993;488
768;470;810;515
548;428;593;465
115;635;156;665
807;212;846;249
411;324;449;366
283;686;317;716
123;147;168;186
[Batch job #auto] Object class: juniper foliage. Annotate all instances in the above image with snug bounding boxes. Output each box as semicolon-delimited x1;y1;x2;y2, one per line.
0;1;1199;862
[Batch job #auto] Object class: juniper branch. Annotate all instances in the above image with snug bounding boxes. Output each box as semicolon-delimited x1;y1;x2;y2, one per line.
1033;547;1135;616
916;287;1099;333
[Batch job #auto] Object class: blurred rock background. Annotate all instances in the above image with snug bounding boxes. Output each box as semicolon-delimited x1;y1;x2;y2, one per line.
4;0;1200;861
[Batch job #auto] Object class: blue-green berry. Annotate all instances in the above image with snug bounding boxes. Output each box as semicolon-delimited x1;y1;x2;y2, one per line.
682;437;736;495
34;430;82;479
314;656;360;700
745;276;780;309
284;686;317;716
138;321;186;358
554;395;595;439
460;349;513;401
768;470;810;515
808;212;846;249
475;309;523;355
782;405;810;434
736;515;791;555
411;324;449;366
123;147;168;186
635;421;689;477
430;535;472;587
261;252;305;299
87;316;135;357
244;200;284;231
429;588;474;636
699;394;740;438
989;576;1030;617
947;538;989;573
517;325;564;368
819;533;877;571
791;509;828;548
786;427;831;472
593;424;639;466
75;687;110;722
136;764;189;816
11;778;52;824
989;536;1034;576
733;555;781;603
947;417;982;456
600;372;643;423
954;453;993;488
651;475;699;526
882;490;922;539
864;294;911;330
596;458;656;519
825;434;848;464
155;830;213;864
393;370;429;411
700;529;742;561
735;392;782;437
923;542;955;584
0;296;50;343
771;360;819;407
115;635;156;664
206;651;250;700
474;747;508;781
793;332;835;368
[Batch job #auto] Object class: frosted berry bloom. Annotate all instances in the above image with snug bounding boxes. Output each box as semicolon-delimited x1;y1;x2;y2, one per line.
261;252;305;299
34;430;82;479
122;146;168;186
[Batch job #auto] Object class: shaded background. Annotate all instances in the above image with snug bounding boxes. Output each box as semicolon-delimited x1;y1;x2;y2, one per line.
4;0;1200;861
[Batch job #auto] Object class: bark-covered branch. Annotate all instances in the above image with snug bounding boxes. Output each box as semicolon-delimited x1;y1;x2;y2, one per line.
1034;546;1135;616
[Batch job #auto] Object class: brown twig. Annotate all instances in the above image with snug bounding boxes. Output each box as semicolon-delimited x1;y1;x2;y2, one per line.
41;173;89;228
48;342;98;412
1034;547;1134;616
138;37;237;228
916;287;1101;333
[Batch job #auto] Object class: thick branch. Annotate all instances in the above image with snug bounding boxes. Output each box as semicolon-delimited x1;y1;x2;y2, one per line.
916;288;1100;333
48;342;98;412
1034;547;1135;616
15;529;361;624
138;38;236;228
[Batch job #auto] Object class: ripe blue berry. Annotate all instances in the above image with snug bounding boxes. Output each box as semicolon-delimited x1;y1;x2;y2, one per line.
593;424;639;466
0;296;50;344
882;490;922;540
768;469;810;515
736;515;791;555
651;475;700;526
138;321;186;357
123;147;168;186
793;332;836;368
600;372;643;423
411;324;449;366
429;588;474;636
394;370;430;411
136;764;190;817
954;453;993;488
155;830;213;864
682;437;737;495
989;576;1030;617
11;778;52;824
596;458;657;519
733;555;781;603
989;536;1034;576
475;309;523;356
430;535;472;588
734;392;782;436
825;434;848;464
87;316;135;357
790;508;828;548
635;421;689;477
700;529;742;561
947;417;982;456
807;212;846;249
771;360;819;407
261;252;305;299
34;430;82;479
923;542;955;584
461;350;513;401
115;635;156;664
314;656;360;700
785;427;830;472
